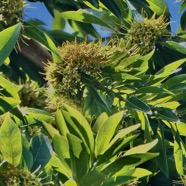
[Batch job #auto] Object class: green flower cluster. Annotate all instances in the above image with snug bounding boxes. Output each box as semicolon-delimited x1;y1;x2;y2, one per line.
0;0;24;26
2;167;42;186
45;40;112;109
125;14;169;54
18;80;46;109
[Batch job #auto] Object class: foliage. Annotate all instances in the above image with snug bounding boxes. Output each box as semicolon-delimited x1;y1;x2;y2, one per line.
0;0;186;185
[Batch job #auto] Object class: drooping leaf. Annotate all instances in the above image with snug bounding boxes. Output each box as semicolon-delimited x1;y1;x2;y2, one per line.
0;23;21;66
30;134;53;172
0;118;22;167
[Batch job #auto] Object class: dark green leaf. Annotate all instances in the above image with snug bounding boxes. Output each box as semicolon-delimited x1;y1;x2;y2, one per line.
30;134;53;172
157;108;179;122
125;96;151;113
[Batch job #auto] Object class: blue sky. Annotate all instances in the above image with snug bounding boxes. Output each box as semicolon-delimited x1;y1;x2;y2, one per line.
25;0;184;34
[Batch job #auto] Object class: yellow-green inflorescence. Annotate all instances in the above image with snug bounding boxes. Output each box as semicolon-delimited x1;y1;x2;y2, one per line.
2;167;43;186
0;0;25;26
45;40;112;110
125;14;170;54
18;80;46;109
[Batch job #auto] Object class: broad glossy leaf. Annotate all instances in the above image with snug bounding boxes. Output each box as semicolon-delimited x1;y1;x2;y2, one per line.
157;108;179;122
63;104;94;153
124;139;158;156
0;118;22;166
30;134;53;172
101;153;159;176
145;0;169;16
162;74;186;89
67;134;89;183
165;41;186;54
0;23;21;66
80;170;106;186
132;168;152;179
155;58;186;77
22;135;33;171
53;135;71;177
58;9;110;28
125;96;151;113
49;154;70;178
64;180;77;186
95;111;124;156
93;112;108;133
0;97;20;115
42;121;59;138
100;0;122;19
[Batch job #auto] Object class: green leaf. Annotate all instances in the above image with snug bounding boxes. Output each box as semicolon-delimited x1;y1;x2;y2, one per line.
0;23;21;66
93;112;108;133
100;0;122;19
58;9;111;28
124;139;158;156
64;180;77;186
25;21;60;62
0;97;20;115
162;74;186;89
53;134;71;177
174;139;184;176
22;135;33;171
181;11;186;31
80;170;106;186
156;58;186;76
125;96;151;113
101;153;159;177
67;134;89;183
42;121;59;138
165;41;186;54
0;118;22;166
156;122;169;178
30;134;53;172
145;0;169;16
63;104;94;153
95;111;124;156
55;110;69;137
157;108;179;122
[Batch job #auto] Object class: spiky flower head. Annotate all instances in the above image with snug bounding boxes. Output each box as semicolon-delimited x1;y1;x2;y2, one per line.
45;40;112;110
18;80;46;109
2;167;44;186
125;14;170;54
0;0;25;26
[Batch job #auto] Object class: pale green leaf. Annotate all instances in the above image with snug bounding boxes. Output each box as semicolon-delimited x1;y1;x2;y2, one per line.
0;23;21;66
95;111;124;156
124;139;158;156
0;118;22;166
